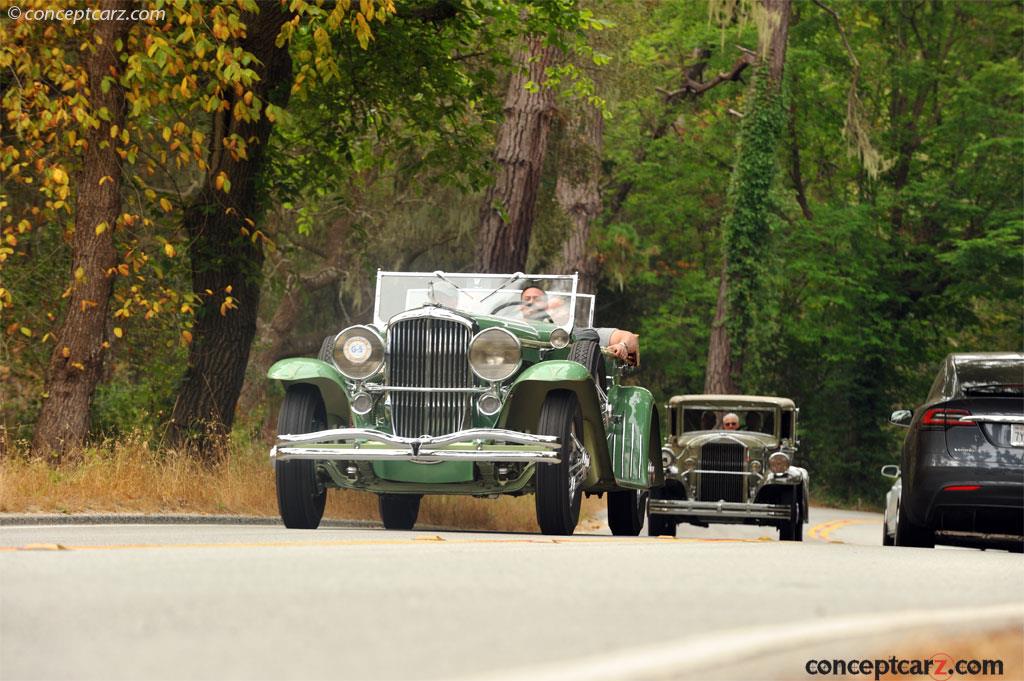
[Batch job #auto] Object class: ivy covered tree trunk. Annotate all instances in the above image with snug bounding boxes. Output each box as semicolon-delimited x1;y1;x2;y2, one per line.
474;36;558;273
704;0;791;393
168;5;293;454
31;1;134;459
555;103;603;293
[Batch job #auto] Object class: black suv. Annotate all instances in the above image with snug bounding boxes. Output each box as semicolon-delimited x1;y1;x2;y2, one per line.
889;352;1023;551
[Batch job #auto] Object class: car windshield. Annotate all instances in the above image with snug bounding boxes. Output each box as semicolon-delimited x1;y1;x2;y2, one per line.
373;272;591;331
680;407;777;435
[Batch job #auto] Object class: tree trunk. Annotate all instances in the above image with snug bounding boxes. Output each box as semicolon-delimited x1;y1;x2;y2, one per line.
704;270;739;394
555;104;603;294
168;4;293;455
474;36;558;273
31;1;134;459
703;0;791;394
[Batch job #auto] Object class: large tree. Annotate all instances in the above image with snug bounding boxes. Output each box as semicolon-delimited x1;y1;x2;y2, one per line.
474;35;560;273
166;3;294;451
30;1;135;458
704;0;791;393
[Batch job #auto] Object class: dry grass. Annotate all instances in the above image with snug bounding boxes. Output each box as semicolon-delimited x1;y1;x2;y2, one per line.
0;433;605;532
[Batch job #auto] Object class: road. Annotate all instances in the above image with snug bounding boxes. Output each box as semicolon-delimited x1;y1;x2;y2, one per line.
1;507;1021;681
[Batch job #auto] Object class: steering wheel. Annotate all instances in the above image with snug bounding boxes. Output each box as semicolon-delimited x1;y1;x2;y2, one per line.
490;301;554;323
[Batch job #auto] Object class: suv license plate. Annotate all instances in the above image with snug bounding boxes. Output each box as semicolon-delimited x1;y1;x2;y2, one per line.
1011;424;1024;447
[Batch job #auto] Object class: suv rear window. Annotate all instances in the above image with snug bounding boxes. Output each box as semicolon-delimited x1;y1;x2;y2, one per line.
956;359;1024;397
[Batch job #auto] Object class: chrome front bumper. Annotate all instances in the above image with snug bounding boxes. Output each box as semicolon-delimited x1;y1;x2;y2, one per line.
648;499;792;520
270;428;561;464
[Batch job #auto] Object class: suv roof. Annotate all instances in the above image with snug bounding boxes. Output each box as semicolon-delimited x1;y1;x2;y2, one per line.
927;352;1024;402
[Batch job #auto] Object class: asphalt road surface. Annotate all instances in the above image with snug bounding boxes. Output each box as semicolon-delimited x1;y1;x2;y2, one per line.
2;507;1022;681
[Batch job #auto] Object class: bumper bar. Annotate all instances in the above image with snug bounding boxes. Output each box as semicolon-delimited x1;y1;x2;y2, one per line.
271;428;562;464
648;498;791;520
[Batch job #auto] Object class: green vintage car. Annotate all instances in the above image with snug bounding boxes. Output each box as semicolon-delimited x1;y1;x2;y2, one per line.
267;271;661;535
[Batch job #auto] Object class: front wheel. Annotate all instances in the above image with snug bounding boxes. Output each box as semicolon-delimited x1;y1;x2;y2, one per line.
535;391;586;535
608;489;647;536
275;385;328;529
779;489;803;541
647;487;677;537
378;494;422;530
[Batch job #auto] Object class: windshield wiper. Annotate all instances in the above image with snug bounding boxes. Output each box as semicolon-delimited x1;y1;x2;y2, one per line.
479;271;524;303
431;271;474;301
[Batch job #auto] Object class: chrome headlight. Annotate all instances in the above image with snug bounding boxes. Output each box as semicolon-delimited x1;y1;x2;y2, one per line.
661;448;674;468
468;328;521;382
768;451;790;474
549;328;570;349
332;326;384;380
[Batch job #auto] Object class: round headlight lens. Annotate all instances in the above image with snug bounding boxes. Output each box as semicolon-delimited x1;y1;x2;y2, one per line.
549;328;570;349
768;452;790;474
661;449;674;468
332;326;384;380
478;393;503;416
350;392;373;415
468;328;521;382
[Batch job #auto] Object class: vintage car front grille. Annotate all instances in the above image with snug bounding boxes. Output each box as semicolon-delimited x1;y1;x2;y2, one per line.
698;442;745;502
388;317;473;438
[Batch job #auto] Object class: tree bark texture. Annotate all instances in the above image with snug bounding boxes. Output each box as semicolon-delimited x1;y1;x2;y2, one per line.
31;1;134;459
554;103;603;294
168;3;293;454
704;270;739;394
760;0;792;88
474;36;558;273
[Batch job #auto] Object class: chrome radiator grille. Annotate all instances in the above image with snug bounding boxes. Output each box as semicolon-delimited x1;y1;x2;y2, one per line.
697;442;745;502
388;317;473;438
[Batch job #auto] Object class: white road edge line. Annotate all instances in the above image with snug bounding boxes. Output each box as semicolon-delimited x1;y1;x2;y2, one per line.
474;602;1024;681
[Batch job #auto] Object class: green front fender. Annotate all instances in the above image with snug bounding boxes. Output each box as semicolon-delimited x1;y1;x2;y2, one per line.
606;385;661;489
500;360;613;485
267;358;349;425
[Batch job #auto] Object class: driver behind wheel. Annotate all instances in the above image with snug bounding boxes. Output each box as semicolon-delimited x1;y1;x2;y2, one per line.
519;286;550;321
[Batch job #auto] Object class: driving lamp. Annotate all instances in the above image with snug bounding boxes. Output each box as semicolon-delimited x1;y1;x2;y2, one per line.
768;452;790;474
478;393;503;416
661;450;674;468
468;328;521;382
549;328;570;349
332;326;385;380
350;392;373;415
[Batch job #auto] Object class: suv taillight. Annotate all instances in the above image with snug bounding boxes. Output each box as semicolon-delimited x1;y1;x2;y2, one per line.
922;407;972;427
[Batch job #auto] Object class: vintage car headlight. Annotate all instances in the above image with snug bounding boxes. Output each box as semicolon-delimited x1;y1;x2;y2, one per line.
768;452;790;474
549;328;570;349
468;328;521;382
332;326;384;380
350;391;373;415
661;449;675;468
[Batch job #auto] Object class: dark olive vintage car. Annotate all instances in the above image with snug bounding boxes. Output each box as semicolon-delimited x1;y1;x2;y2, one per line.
886;352;1023;551
267;271;661;536
648;395;808;540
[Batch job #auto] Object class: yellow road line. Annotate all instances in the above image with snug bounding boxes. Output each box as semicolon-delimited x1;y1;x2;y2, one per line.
808;518;877;542
0;534;772;553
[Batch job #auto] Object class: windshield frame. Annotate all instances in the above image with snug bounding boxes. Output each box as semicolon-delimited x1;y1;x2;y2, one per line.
372;271;585;331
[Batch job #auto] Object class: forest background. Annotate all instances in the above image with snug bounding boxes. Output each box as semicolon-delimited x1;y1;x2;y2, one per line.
1;0;1021;513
